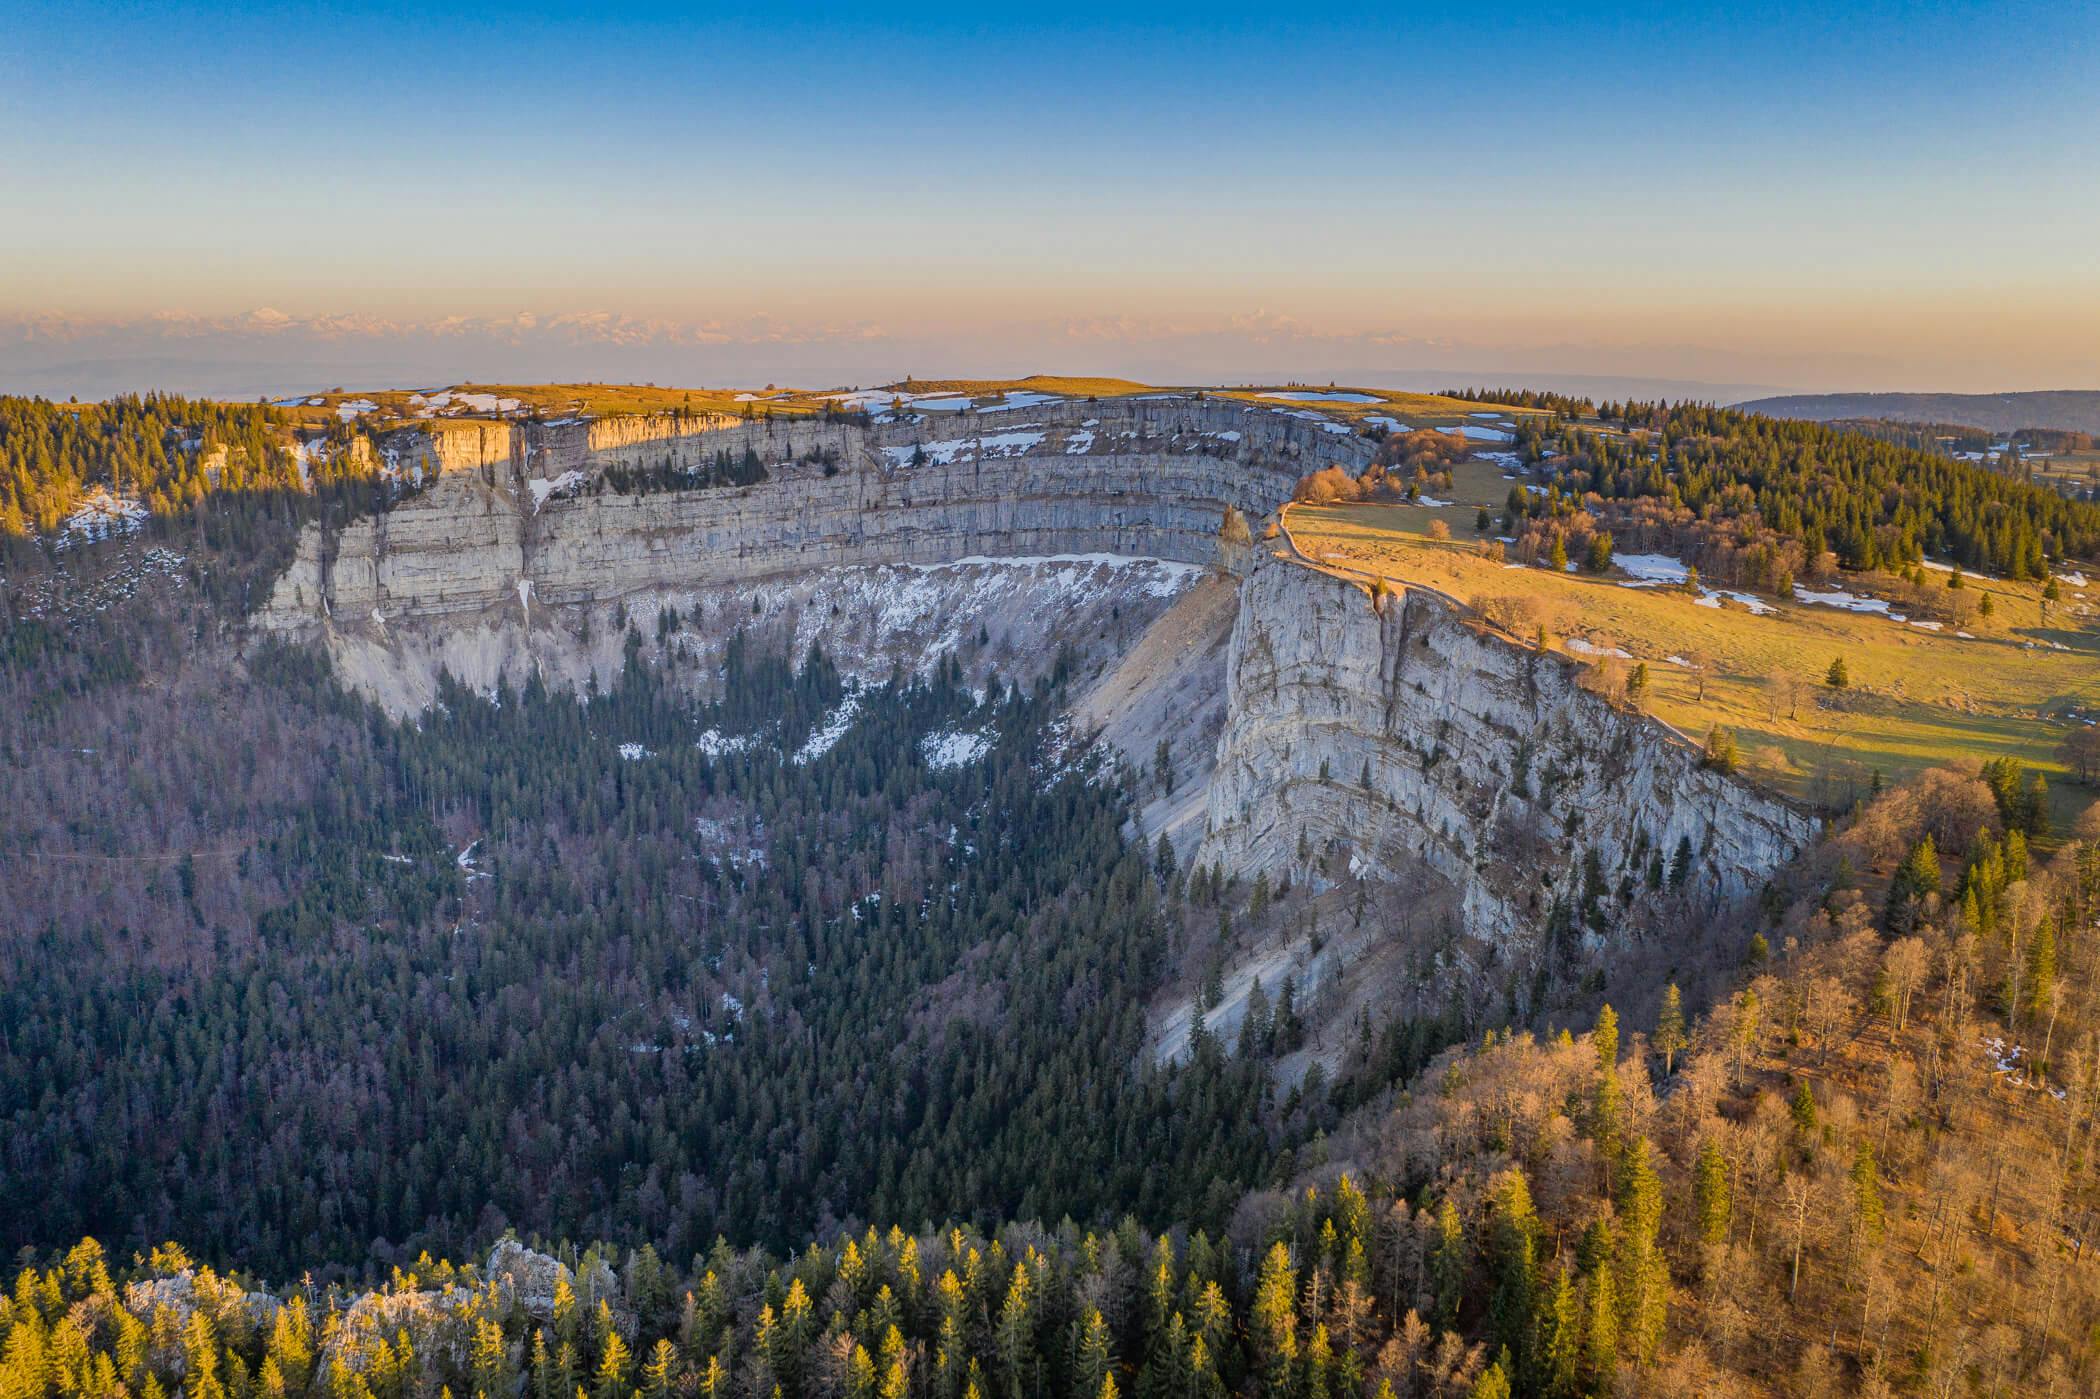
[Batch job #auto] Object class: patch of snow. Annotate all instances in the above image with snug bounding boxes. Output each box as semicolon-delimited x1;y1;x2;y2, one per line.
1957;630;1977;639
1615;553;1691;585
696;728;758;758
2057;570;2089;587
1413;494;1454;508
57;489;148;546
1692;588;1778;616
922;729;992;769
617;743;653;760
528;470;586;510
884;431;1046;468
977;390;1063;412
1564;637;1633;659
335;398;379;422
1365;415;1411;432
793;685;863;764
1319;420;1354;435
1910;619;1943;631
1443;423;1514;442
908;552;1202;599
1795;584;1894;616
1209;429;1243;442
1064;428;1095;455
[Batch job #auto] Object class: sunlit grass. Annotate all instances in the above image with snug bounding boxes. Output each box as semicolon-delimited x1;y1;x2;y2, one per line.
1289;494;2100;830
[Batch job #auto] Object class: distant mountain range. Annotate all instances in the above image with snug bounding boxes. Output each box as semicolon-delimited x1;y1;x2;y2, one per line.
1738;389;2100;435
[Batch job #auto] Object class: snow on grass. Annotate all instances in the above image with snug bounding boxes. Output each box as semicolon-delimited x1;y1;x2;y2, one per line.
1319;420;1354;435
528;470;586;510
1262;390;1380;403
617;743;654;760
1413;494;1454;508
1910;619;1943;631
1693;589;1778;616
1615;553;1692;585
1610;553;1777;614
977;390;1062;412
1365;415;1411;432
2058;570;2090;588
1795;584;1895;616
411;389;520;416
1564;637;1632;659
793;684;864;764
883;431;1046;468
1444;423;1514;442
922;729;992;769
335;398;379;422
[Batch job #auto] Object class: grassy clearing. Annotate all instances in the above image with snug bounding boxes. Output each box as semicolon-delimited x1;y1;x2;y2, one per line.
1288;484;2100;830
893;374;1157;399
1217;386;1551;427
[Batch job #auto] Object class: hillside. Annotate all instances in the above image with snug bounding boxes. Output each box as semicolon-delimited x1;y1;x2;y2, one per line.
7;763;2099;1397
1739;390;2100;436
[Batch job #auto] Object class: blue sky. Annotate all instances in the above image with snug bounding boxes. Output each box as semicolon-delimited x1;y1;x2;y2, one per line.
3;2;2096;397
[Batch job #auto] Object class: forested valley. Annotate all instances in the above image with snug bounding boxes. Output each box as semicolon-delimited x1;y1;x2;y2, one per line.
11;397;2100;1396
10;755;2100;1397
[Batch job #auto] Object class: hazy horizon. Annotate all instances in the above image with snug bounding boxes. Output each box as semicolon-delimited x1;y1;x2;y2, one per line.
6;0;2096;400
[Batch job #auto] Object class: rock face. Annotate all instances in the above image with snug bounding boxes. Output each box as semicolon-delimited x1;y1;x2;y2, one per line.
257;398;1368;711
1196;550;1821;948
262;399;1357;628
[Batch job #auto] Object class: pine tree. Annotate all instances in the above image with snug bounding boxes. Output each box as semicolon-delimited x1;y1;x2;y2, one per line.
1826;656;1850;689
2028;914;2058;1024
1588;1006;1622;1166
1653;985;1687;1077
1614;1138;1668;1365
1486;1171;1539;1364
1580;1268;1618;1391
1250;1244;1299;1399
1538;1267;1580;1399
1429;1198;1468;1330
1075;1308;1111;1399
1692;1136;1732;1246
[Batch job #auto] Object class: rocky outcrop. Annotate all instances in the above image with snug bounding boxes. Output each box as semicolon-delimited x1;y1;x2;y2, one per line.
1196;550;1820;948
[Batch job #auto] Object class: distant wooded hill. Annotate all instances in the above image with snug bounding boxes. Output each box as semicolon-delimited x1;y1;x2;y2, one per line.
1739;389;2100;435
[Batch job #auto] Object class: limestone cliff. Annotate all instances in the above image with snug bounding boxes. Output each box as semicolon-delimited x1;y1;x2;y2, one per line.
257;398;1368;712
252;395;1820;976
1196;549;1821;947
